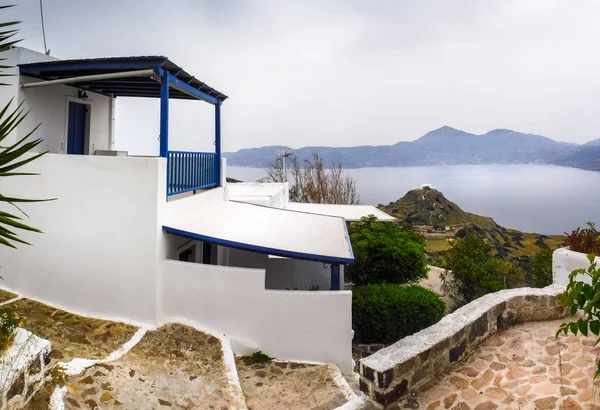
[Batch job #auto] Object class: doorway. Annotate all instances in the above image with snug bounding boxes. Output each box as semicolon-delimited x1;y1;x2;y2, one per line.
67;102;89;155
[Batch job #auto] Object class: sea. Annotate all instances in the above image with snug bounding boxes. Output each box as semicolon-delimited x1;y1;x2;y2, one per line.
226;164;600;236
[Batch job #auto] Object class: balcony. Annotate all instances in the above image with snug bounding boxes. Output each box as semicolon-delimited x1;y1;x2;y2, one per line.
167;151;218;196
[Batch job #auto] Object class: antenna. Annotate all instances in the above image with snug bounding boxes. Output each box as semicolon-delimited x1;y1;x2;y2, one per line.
39;0;50;55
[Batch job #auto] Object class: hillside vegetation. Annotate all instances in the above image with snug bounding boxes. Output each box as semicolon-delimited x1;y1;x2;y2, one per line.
379;187;564;271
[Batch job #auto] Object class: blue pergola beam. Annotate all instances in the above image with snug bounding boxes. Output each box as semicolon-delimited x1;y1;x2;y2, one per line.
215;102;222;186
330;264;341;290
159;71;169;157
154;68;219;105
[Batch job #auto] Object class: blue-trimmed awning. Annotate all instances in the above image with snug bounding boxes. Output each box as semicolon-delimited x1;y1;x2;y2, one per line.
162;199;355;264
19;56;227;101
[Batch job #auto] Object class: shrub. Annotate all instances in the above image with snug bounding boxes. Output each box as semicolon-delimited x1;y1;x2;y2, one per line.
531;248;553;287
566;221;600;254
0;309;20;352
240;351;273;366
352;284;445;344
441;234;524;306
347;216;428;286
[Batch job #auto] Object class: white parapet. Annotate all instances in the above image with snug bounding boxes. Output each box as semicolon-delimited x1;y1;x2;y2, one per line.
0;328;51;410
553;247;600;287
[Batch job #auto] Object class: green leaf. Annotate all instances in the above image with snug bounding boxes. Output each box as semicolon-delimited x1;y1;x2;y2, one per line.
579;320;589;337
570;304;578;316
590;321;600;336
569;322;579;335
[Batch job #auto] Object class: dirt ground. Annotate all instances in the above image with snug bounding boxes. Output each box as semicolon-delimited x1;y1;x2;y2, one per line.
64;323;240;409
236;359;348;410
0;288;17;303
7;298;138;361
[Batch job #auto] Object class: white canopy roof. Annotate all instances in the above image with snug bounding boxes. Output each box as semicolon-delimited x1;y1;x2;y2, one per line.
284;203;395;221
162;198;354;264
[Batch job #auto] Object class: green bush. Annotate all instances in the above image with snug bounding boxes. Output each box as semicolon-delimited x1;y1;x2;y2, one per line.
347;216;428;286
352;284;445;344
0;309;20;353
441;234;524;307
531;248;553;287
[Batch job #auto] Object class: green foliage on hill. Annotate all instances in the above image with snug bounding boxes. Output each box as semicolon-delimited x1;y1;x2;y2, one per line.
379;188;565;276
440;234;525;306
347;216;428;286
352;284;445;344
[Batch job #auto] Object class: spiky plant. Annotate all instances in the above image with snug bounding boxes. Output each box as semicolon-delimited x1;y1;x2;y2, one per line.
0;7;48;248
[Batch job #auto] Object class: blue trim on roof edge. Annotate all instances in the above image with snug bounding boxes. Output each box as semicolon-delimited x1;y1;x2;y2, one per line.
162;226;354;264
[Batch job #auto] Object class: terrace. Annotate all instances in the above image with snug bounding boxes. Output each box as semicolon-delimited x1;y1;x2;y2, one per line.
19;55;226;196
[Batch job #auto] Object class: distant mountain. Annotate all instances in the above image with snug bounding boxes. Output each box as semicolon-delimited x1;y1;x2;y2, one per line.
584;138;600;147
224;126;600;171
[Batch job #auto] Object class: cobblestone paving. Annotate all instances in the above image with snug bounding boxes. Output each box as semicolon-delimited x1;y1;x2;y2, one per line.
415;318;600;410
237;360;348;410
63;324;240;409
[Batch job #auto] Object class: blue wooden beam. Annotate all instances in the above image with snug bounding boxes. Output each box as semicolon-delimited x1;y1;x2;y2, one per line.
159;71;169;158
215;102;222;186
331;264;341;291
154;68;219;105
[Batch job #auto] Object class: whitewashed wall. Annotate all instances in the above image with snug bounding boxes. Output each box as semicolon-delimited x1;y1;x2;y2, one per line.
0;47;113;154
160;259;353;372
553;247;600;286
219;247;269;269
0;154;166;324
266;257;334;290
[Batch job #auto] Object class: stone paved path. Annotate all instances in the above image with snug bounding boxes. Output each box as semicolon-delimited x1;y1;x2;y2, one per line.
236;360;348;410
63;324;241;409
414;318;600;410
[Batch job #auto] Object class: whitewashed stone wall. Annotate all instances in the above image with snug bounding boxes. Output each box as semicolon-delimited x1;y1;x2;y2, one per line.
0;328;51;409
553;247;600;287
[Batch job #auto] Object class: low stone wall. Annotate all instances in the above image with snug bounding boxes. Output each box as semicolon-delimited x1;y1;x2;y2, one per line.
358;285;567;408
0;328;51;410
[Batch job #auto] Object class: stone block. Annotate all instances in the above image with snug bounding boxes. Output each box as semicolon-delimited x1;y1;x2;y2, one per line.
449;341;467;363
359;377;371;395
373;379;408;406
497;310;518;330
6;372;24;400
362;364;376;383
507;296;525;310
468;315;489;344
518;306;533;321
377;368;395;390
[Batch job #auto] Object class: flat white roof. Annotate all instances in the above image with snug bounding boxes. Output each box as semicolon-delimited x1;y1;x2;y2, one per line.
284;203;395;221
227;182;285;198
162;199;354;264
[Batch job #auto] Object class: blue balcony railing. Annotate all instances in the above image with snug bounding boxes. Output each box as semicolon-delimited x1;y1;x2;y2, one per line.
167;151;218;196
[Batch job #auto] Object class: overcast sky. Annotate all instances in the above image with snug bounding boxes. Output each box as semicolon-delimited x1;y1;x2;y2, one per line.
7;0;600;154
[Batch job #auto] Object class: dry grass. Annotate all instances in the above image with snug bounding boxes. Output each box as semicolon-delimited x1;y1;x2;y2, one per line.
6;298;137;360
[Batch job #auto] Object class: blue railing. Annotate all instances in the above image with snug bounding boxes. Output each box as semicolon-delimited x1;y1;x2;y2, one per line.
167;151;218;196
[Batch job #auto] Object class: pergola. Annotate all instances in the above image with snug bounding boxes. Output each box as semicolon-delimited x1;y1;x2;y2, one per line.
19;56;227;196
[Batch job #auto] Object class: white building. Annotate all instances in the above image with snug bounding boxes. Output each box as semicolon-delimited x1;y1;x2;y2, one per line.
0;47;393;373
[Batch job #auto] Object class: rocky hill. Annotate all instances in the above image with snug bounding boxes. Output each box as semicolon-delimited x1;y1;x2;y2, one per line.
379;187;565;270
224;126;600;171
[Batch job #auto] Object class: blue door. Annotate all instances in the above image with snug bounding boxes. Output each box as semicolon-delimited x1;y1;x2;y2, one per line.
67;102;87;155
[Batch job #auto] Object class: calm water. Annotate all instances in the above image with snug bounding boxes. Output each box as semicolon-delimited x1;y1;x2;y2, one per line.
226;164;600;235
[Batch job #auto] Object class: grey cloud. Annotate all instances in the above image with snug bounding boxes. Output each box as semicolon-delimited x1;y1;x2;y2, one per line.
5;0;600;155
